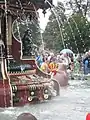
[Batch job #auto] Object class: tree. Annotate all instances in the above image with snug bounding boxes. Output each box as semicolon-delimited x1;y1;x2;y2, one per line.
63;13;90;53
43;2;66;52
43;1;90;53
65;0;90;16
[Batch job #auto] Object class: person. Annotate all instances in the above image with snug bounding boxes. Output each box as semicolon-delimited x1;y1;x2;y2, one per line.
17;113;37;120
84;60;88;74
83;52;88;74
40;57;49;73
87;53;90;74
48;59;58;75
36;54;43;67
74;57;80;74
60;53;71;66
86;113;90;120
83;52;90;74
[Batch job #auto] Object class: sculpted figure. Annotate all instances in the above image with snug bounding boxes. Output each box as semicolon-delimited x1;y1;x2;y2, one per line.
53;63;68;86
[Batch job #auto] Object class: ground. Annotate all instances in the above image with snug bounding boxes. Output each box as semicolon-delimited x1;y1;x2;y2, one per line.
0;80;90;120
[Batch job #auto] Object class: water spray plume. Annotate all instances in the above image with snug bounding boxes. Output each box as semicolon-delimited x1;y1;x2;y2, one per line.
45;0;81;52
45;0;65;49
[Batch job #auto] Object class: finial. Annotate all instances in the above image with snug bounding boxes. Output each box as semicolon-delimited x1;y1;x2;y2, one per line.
42;8;46;17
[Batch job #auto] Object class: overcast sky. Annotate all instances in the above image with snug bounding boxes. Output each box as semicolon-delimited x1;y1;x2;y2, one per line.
38;0;62;31
38;0;90;30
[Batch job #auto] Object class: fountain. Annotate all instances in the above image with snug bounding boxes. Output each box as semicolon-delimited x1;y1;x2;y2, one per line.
0;0;60;107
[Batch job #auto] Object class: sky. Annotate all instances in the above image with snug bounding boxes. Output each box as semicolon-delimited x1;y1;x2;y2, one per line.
38;0;60;31
38;9;51;31
38;0;90;31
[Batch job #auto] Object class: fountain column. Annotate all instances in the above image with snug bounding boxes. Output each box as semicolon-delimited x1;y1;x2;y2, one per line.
7;14;12;58
0;11;1;35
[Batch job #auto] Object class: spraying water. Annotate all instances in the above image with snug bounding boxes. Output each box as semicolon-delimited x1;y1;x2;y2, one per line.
55;6;79;53
15;0;45;53
45;0;66;49
45;0;87;53
57;3;86;51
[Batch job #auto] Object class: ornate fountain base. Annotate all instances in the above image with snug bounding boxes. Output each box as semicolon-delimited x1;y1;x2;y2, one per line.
0;80;11;107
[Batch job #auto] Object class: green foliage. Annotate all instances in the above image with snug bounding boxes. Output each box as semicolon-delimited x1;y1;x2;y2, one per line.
65;0;90;16
43;2;66;52
43;1;90;53
63;13;90;53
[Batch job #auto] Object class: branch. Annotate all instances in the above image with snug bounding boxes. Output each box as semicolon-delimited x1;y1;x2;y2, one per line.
75;0;82;14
